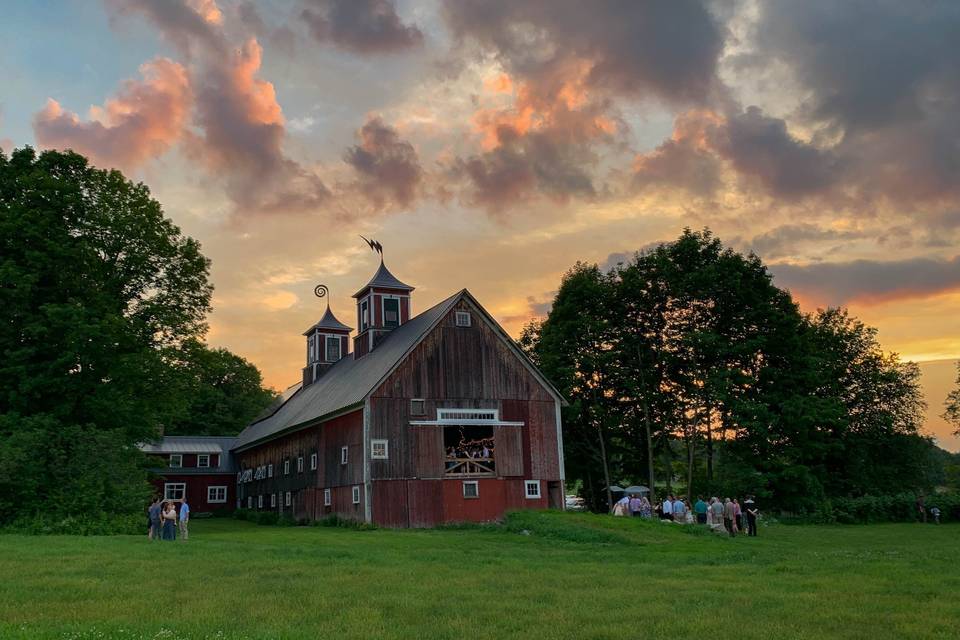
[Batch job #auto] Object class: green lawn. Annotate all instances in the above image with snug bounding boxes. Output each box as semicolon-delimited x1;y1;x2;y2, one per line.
0;512;957;639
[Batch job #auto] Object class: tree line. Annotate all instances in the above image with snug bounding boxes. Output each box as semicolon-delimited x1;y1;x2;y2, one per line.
521;229;946;512
0;148;275;527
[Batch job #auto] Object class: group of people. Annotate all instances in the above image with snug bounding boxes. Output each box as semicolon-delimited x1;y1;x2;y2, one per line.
613;493;759;537
147;497;190;541
445;440;494;460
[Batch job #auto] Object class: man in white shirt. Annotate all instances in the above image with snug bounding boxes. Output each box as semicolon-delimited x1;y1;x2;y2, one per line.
662;495;674;521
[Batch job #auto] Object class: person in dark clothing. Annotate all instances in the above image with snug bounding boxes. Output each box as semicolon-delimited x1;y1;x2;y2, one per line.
745;496;758;537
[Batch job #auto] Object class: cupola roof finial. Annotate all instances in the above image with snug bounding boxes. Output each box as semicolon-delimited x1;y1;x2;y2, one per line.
302;284;352;335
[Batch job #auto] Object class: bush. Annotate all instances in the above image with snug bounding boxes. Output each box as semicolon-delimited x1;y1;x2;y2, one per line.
782;492;960;524
313;514;377;530
1;512;145;536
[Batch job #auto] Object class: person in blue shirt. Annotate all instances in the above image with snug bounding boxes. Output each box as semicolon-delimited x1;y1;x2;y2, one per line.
178;498;190;541
693;496;708;524
147;498;162;541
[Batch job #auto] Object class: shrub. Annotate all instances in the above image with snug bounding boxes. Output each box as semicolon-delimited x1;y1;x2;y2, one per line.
1;512;144;536
313;514;377;530
782;492;960;524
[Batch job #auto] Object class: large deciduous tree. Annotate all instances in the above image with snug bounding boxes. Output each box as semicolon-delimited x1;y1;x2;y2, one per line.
944;362;960;437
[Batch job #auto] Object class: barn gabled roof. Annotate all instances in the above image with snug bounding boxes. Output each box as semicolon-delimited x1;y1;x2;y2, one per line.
353;260;414;297
232;289;565;452
140;436;239;473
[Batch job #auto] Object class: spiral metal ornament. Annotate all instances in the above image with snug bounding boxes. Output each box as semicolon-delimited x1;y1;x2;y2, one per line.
314;284;329;299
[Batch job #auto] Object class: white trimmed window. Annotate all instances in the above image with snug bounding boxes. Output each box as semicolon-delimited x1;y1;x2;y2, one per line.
267;464;273;478
169;454;182;468
284;459;290;475
310;452;318;470
326;336;341;362
455;311;472;327
297;456;304;473
383;297;400;328
324;488;331;506
257;495;263;509
341;446;348;465
285;491;291;507
371;439;388;459
164;483;185;501
462;481;479;499
360;299;369;331
270;493;276;508
525;480;541;500
197;454;210;468
207;486;227;503
352;485;361;504
410;399;426;415
247;496;253;509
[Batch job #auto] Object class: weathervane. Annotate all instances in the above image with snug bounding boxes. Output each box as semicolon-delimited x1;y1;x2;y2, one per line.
360;235;383;260
314;283;329;308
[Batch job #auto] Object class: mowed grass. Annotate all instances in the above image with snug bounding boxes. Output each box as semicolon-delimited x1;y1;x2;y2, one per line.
0;512;957;639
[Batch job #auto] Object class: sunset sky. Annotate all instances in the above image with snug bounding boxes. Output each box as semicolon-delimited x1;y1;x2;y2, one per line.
1;1;957;449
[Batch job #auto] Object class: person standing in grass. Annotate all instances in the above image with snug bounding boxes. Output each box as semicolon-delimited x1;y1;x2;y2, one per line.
662;495;674;521
147;498;161;541
734;499;743;532
161;501;178;540
640;496;652;518
179;498;190;541
694;496;708;524
745;496;758;536
629;493;642;517
723;498;736;537
673;497;687;523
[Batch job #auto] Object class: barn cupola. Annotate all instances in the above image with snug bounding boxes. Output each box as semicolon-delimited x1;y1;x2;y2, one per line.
353;239;414;359
302;285;352;386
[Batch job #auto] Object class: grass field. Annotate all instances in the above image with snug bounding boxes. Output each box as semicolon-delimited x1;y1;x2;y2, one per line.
1;512;957;639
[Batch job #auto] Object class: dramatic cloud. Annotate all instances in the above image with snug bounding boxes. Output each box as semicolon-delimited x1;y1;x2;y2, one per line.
771;255;960;307
633;110;723;197
32;57;191;171
344;117;422;209
301;0;423;54
739;224;866;260
106;0;224;55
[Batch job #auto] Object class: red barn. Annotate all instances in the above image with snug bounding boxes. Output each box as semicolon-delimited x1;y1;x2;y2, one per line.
232;259;567;527
140;436;238;512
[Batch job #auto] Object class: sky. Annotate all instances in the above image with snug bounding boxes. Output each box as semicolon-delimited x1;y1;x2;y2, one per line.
1;0;958;450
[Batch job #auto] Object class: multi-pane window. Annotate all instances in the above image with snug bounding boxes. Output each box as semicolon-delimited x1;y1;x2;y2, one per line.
267;464;273;478
285;492;291;507
462;481;479;499
360;299;369;331
326;336;341;362
284;459;290;475
384;298;400;328
257;495;263;509
270;493;276;508
455;311;472;327
164;483;185;501
324;488;331;506
169;454;182;468
310;453;318;470
525;480;541;499
371;439;388;459
197;454;210;468
297;456;304;473
307;334;316;363
352;485;361;504
410;399;426;416
207;486;227;503
341;446;348;465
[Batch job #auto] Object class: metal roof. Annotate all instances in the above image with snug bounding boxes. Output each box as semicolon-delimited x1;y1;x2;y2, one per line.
302;306;353;335
353;260;414;297
140;436;239;472
233;289;566;452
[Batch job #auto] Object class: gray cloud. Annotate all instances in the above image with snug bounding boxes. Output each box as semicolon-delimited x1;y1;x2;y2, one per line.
344;117;422;209
301;0;423;54
739;224;866;260
770;255;960;306
106;0;224;56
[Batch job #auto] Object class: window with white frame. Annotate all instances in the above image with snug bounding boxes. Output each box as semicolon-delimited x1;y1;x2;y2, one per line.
525;480;541;499
270;493;276;508
360;299;369;331
310;452;318;470
267;463;273;478
462;481;479;499
164;483;186;501
437;408;498;422
207;486;227;503
383;297;400;328
352;485;361;504
307;334;316;363
297;456;304;473
258;495;263;509
455;311;472;327
169;454;182;468
325;336;341;362
371;439;388;459
341;446;348;465
284;459;290;475
285;491;291;507
247;496;253;509
197;454;210;468
410;399;426;415
324;488;331;506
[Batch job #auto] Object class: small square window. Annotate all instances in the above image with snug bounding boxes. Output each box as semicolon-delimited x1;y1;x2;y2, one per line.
371;439;388;459
257;495;263;509
463;481;479;499
324;488;331;506
270;493;276;508
267;464;273;478
352;485;361;504
341;446;348;465
285;492;291;507
164;483;185;501
297;456;304;473
525;480;541;499
284;459;290;475
410;399;426;416
310;453;318;470
207;486;227;503
197;454;210;468
169;454;182;468
455;311;471;327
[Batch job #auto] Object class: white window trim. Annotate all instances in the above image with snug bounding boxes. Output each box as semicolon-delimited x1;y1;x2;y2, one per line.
207;485;227;503
325;335;341;362
284;459;290;475
164;482;186;501
267;463;273;478
297;456;304;473
247;496;253;509
257;495;263;509
360;297;370;332
341;446;348;465
410;408;523;427
270;493;276;508
169;454;182;468
285;491;291;507
462;480;479;499
307;334;317;363
197;454;210;468
310;453;318;470
381;295;403;328
455;310;472;327
352;485;361;504
410;398;426;416
371;439;389;459
324;488;331;506
525;480;541;500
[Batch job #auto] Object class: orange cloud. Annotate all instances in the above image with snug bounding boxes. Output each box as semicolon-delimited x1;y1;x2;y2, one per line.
32;57;191;171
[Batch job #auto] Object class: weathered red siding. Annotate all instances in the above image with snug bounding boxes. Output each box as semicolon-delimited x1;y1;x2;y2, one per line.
149;474;234;513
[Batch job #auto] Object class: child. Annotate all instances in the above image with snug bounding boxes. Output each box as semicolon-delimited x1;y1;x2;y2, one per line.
930;506;941;525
